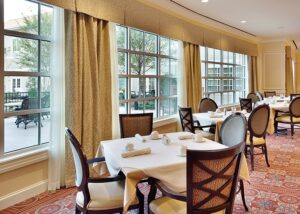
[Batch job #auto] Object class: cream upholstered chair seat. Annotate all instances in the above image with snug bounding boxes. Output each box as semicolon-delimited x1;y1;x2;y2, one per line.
76;182;139;211
275;115;300;123
149;197;224;214
246;134;265;146
198;130;215;141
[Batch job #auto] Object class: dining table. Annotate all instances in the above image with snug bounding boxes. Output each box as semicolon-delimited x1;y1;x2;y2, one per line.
94;132;250;212
194;98;290;139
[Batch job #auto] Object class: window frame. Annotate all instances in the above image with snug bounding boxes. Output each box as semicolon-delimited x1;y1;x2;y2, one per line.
0;0;52;156
201;47;248;106
117;25;179;119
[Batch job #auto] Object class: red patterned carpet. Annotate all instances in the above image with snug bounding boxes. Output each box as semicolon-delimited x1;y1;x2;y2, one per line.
1;131;300;214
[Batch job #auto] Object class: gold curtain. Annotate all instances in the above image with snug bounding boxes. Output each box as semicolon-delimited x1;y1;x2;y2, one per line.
249;56;258;92
285;46;294;95
184;42;202;112
64;11;112;187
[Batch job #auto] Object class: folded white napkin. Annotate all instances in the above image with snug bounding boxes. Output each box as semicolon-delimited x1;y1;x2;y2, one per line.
178;134;194;140
121;147;151;158
135;134;146;143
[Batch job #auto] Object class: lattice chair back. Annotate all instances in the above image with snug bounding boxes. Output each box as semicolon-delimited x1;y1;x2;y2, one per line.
119;113;153;138
239;98;252;113
179;107;195;133
198;98;218;113
187;142;244;213
219;112;247;147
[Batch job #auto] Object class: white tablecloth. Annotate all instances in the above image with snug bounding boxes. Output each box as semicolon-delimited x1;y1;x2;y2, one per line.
193;111;250;141
96;132;249;212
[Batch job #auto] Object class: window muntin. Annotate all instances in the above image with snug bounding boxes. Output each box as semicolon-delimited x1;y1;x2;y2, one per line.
201;47;248;106
116;25;179;118
2;0;53;154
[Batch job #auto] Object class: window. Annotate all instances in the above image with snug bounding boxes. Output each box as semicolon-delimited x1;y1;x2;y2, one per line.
1;0;53;154
201;47;248;106
116;26;180;118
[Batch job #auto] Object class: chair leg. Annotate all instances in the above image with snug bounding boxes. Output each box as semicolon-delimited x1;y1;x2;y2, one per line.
148;180;157;214
75;205;81;214
136;186;144;214
240;180;249;211
264;145;270;167
274;121;278;134
250;144;255;171
291;123;294;136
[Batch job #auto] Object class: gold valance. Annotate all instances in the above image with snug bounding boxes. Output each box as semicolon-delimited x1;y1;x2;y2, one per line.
40;0;258;56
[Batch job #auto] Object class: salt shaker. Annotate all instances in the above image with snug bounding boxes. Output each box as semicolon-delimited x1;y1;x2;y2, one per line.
162;134;170;145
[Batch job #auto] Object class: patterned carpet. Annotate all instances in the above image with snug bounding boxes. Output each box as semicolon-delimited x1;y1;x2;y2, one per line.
1;131;300;214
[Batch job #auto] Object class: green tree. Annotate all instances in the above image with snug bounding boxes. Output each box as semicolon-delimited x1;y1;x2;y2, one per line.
117;27;168;105
16;11;52;96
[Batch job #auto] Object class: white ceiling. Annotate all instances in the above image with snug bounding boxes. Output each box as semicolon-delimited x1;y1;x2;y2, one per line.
143;0;300;48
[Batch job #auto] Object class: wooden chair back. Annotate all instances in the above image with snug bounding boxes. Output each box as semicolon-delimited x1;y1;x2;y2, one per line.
290;94;300;101
198;98;218;113
239;98;252;113
65;128;90;206
264;91;276;98
119;113;153;138
186;142;244;214
179;107;195;133
289;96;300;117
247;93;259;104
248;104;270;138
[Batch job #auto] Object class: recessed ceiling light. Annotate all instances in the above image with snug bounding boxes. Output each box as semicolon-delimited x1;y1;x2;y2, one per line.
201;0;209;3
240;20;247;24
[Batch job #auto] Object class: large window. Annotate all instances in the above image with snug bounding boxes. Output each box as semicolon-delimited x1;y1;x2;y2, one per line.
116;26;179;118
1;0;53;154
201;47;248;106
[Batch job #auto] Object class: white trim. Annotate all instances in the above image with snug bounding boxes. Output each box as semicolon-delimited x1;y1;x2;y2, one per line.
0;148;48;174
153;116;178;128
0;180;48;210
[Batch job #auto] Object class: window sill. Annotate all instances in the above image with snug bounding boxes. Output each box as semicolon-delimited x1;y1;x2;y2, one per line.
0;147;49;175
153;115;178;128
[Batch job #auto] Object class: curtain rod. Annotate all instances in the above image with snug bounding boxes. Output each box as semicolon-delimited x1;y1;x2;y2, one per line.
169;0;256;37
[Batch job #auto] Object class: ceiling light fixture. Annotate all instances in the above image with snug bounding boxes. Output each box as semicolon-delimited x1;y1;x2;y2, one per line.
201;0;209;3
240;20;247;24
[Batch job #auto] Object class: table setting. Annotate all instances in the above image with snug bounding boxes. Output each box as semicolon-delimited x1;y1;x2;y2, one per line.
94;131;250;212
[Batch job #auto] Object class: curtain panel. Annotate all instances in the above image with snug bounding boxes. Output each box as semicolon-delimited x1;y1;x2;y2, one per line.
285;46;294;95
184;42;202;113
64;11;112;187
249;56;259;93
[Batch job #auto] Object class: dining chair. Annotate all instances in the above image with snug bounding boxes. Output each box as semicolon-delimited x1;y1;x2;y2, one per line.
198;97;218;113
119;113;153;138
247;92;260;104
219;112;248;211
246;104;270;171
178;107;215;141
197;98;218;133
148;142;244;214
264;91;276;98
256;91;264;101
65;128;144;214
275;96;300;136
290;93;300;101
239;98;252;113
